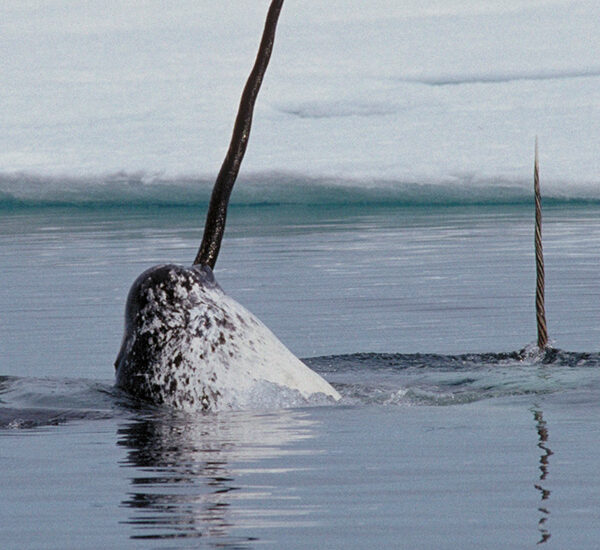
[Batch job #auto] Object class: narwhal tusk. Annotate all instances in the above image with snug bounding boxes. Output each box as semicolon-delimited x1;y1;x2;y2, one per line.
534;138;549;349
194;0;285;269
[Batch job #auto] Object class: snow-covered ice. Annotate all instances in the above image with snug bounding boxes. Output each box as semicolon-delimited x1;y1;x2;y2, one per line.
1;0;599;201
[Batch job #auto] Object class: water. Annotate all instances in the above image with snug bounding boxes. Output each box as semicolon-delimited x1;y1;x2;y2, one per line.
1;204;600;548
3;204;599;372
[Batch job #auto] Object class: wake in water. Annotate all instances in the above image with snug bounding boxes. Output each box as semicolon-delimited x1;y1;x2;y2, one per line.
2;348;599;429
308;347;600;406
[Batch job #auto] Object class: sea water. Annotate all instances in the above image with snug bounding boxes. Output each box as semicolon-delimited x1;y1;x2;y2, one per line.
2;1;600;548
2;204;600;549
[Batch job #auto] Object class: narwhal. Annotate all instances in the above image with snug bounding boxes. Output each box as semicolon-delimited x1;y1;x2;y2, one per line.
114;0;341;410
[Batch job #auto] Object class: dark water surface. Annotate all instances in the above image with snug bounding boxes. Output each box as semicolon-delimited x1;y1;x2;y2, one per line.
1;204;600;548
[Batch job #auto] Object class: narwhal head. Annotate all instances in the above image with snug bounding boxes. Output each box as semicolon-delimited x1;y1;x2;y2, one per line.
114;263;225;408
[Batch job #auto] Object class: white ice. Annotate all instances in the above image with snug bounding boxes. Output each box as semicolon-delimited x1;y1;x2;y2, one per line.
1;0;599;200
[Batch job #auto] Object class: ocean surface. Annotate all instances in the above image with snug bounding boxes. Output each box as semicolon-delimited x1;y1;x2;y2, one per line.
2;203;600;549
2;1;600;548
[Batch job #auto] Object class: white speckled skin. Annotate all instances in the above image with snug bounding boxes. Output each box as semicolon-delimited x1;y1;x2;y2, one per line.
115;264;340;410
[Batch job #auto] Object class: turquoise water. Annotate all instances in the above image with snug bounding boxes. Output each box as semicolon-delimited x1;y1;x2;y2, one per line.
1;203;600;548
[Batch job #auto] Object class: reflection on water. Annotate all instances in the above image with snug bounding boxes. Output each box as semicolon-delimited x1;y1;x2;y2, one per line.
532;407;552;545
117;409;319;546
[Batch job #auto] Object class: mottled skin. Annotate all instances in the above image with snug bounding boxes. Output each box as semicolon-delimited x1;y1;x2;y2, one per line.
116;265;220;408
115;264;340;410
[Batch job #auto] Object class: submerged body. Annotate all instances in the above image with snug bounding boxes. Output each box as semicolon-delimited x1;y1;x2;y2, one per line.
115;264;340;410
